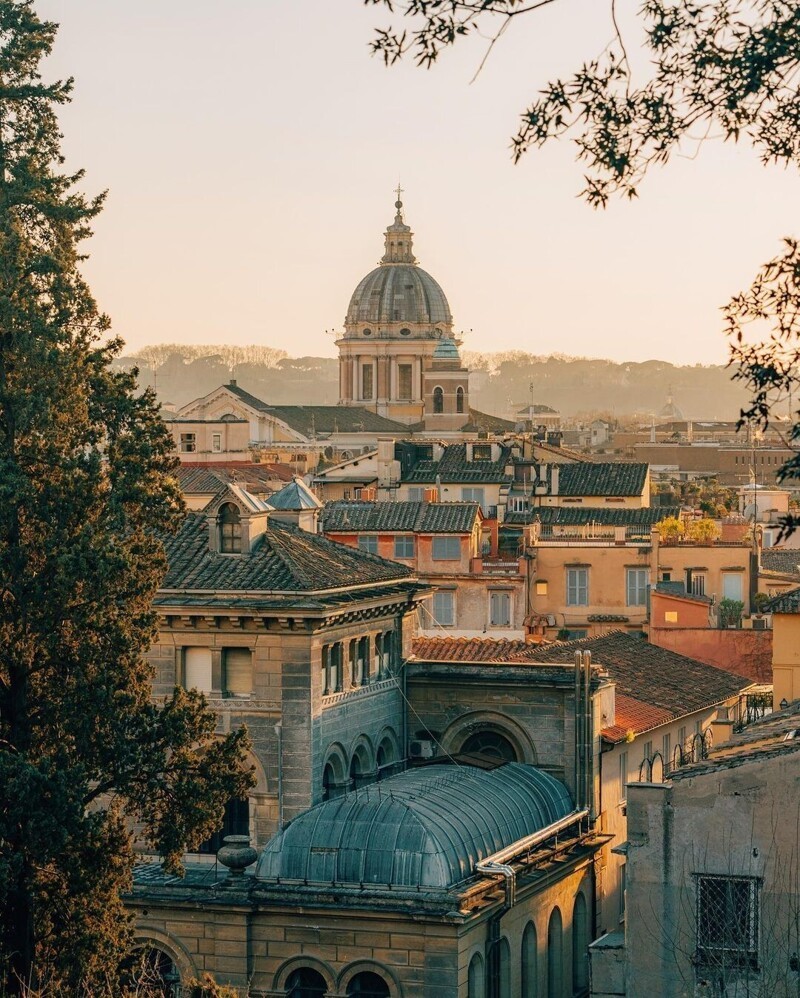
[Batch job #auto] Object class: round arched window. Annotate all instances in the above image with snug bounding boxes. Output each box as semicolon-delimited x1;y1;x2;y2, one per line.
456;386;465;414
433;386;444;414
460;730;517;763
127;947;179;996
347;972;390;997
286;967;328;997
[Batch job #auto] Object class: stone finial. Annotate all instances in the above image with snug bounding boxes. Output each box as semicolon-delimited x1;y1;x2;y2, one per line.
217;834;257;885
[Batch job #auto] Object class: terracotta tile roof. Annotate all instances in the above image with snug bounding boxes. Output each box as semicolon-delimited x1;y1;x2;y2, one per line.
556;462;649;497
411;631;750;726
411;636;533;662
321;500;480;535
503;506;677;527
527;632;750;715
160;513;412;594
765;585;800;613
176;464;294;497
404;443;512;484
601;693;673;743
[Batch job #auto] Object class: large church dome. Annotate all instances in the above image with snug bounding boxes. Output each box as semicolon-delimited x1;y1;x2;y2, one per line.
346;264;452;326
343;195;453;335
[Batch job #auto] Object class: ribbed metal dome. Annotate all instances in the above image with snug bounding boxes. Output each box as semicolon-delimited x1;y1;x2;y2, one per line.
256;763;573;890
346;264;452;327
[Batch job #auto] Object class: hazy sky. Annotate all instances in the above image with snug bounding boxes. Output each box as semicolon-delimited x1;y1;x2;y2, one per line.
37;1;797;365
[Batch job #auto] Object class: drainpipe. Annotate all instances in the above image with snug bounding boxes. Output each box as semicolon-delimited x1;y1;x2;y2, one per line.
273;722;283;831
575;652;581;806
477;808;589;997
584;650;593;820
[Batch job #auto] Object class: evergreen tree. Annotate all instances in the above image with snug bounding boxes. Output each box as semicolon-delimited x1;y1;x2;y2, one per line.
0;4;252;994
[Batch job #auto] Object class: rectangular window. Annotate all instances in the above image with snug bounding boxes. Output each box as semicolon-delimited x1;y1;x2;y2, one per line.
184;647;213;692
322;643;343;695
432;591;455;626
626;567;649;607
407;487;425;501
212;433;222;453
566;567;589;606
696;875;759;969
722;572;744;602
398;363;413;401
394;535;415;559
536;580;548;596
688;571;706;597
179;433;196;453
432;536;461;560
509;496;528;513
361;364;373;400
357;636;370;685
223;648;252;698
473;444;492;460
462;487;486;511
662;732;671;773
358;535;378;554
489;592;511;627
618;750;628;802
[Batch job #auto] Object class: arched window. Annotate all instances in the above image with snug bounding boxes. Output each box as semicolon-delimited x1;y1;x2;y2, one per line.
286;967;328;997
347;971;390;997
468;953;484;998
219;502;242;553
197;795;249;854
433;386;444;413
547;907;563;998
460;730;518;764
350;743;373;789
322;748;347;800
498;937;511;998
127;947;180;996
521;922;538;998
456;386;465;414
572;893;589;993
376;734;398;778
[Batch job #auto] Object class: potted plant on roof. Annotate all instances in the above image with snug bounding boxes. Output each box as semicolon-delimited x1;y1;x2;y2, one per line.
656;516;684;546
719;597;744;629
685;517;722;546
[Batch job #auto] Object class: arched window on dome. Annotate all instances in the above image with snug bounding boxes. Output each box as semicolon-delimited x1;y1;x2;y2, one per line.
433;386;444;414
219;503;241;554
456;386;465;414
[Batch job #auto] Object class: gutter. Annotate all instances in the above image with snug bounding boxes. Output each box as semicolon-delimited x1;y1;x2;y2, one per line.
477;807;589;998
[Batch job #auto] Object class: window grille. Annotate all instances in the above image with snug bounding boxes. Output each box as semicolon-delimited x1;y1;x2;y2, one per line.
696;875;759;969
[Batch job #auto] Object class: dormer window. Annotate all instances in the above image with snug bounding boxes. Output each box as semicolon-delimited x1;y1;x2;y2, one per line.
219;502;242;554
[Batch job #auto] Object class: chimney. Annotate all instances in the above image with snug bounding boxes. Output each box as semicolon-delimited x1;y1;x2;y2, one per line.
230;378;237;387
551;465;559;496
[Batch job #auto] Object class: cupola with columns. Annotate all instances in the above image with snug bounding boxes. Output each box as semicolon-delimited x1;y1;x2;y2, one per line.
336;189;469;427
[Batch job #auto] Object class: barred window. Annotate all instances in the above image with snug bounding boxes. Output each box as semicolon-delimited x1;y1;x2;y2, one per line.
696;875;759;969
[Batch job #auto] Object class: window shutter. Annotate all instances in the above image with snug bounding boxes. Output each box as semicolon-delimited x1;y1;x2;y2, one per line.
225;648;252;697
184;647;213;692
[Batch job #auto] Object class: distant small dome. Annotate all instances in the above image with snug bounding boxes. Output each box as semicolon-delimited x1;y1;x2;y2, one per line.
432;338;461;362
